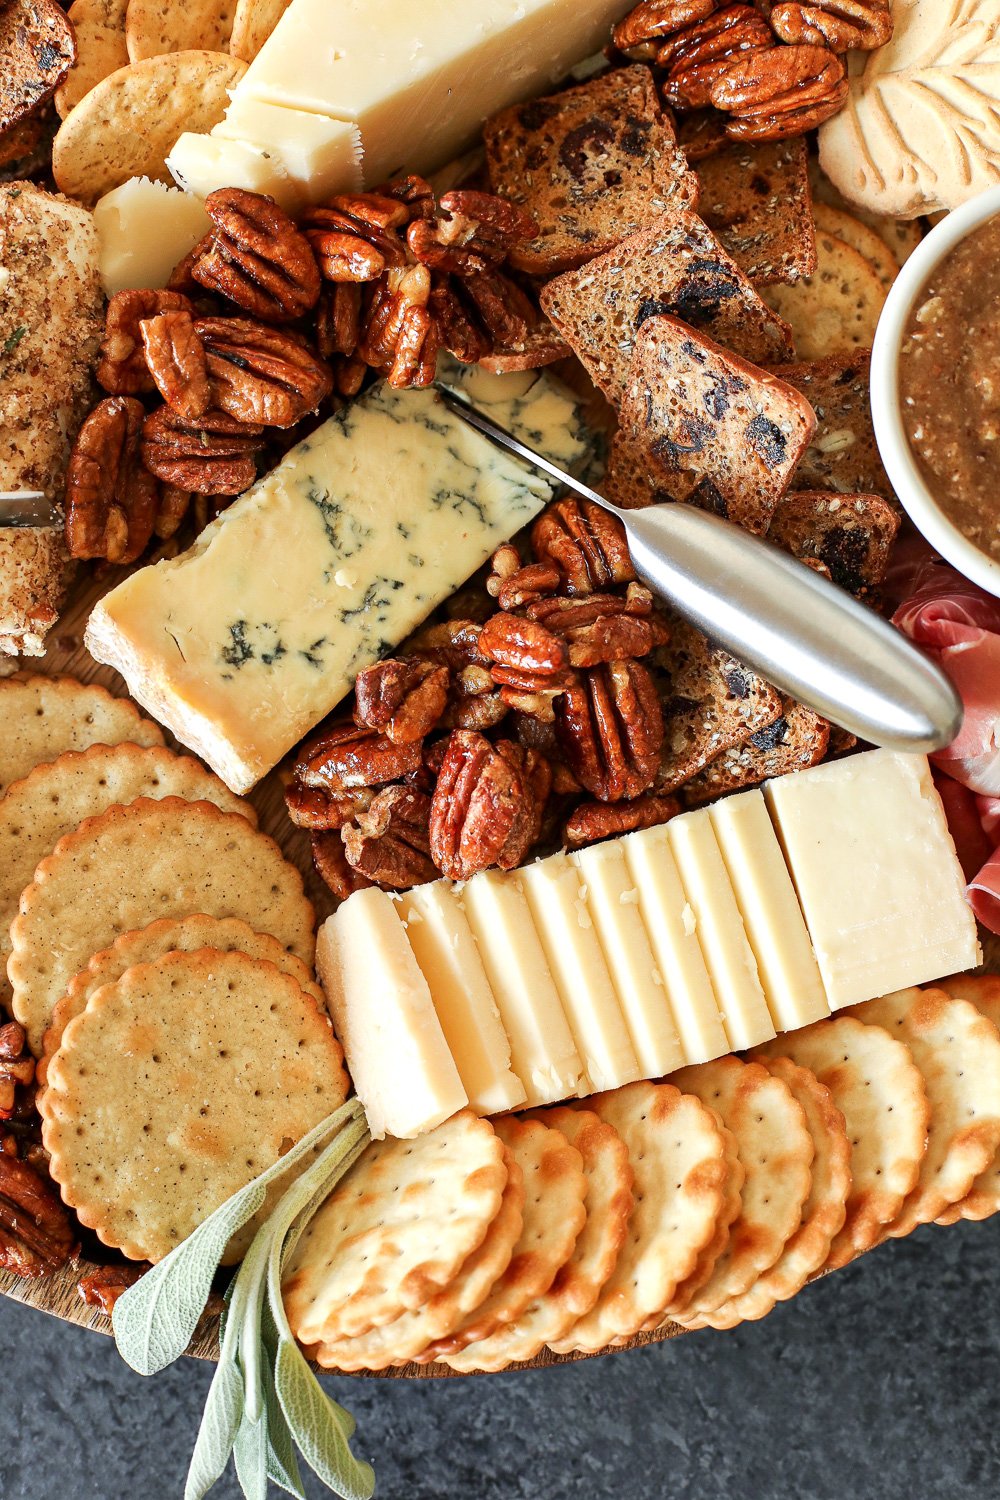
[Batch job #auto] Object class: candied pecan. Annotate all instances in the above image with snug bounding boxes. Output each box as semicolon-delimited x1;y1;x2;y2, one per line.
153;484;193;541
312;831;372;900
65;397;160;563
294;722;422;791
78;1262;147;1315
354;658;449;744
613;0;719;49
768;0;891;51
285;783;375;830
0;1023;33;1121
407;191;537;276
379;173;436;219
440;684;510;732
659;4;773;111
357;264;432;372
491;661;576;721
315;283;363;359
487;545;560;610
341;786;437;888
563;792;682;849
139;310;211;420
167;234;213;294
96;289;194;395
478;613;568;675
0;1150;75;1278
461;269;532;349
387;303;439;389
306;229;387;283
428;279;491;364
140;406;263;495
334;355;368;397
194;317;333;428
404;619;488;673
528;589;657;668
302;193;411;277
194;189;321;322
531;498;636;597
555;660;664;801
429;730;548;879
710;43;848;140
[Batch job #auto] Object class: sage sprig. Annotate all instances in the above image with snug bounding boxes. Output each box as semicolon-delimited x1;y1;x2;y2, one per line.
111;1099;376;1500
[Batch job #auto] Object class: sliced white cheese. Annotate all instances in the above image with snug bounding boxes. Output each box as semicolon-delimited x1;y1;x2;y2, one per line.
764;750;981;1008
709;790;830;1033
316;890;467;1139
460;870;585;1108
520;853;641;1094
171;108;363;210
167;133;295;206
667;809;776;1052
572;841;685;1079
92;177;210;296
398;881;526;1116
622;824;729;1066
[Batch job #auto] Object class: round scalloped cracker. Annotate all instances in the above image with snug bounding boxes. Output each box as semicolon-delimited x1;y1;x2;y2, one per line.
38;913;327;1089
0;743;254;1028
9;797;315;1056
55;0;129;118
52;50;246;204
659;1118;744;1321
668;1056;813;1323
548;1082;727;1355
756;1015;929;1271
690;1058;851;1330
227;0;290;62
283;1111;508;1346
40;949;347;1263
849;987;1000;1239
309;1147;526;1373
761;231;885;361
441;1106;634;1372
936;975;1000;1223
808;155;923;267
0;675;163;795
811;202;898;293
424;1115;587;1364
125;0;238;62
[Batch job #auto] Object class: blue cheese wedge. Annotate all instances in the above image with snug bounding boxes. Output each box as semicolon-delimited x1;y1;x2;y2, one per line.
86;379;586;792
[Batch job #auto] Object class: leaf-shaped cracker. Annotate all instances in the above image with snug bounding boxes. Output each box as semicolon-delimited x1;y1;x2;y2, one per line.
818;0;1000;218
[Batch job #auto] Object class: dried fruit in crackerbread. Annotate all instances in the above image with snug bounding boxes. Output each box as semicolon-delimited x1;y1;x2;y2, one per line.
484;65;699;277
540;208;793;407
695;135;816;285
0;0;76;134
682;696;830;803
766;490;900;595
771;350;893;501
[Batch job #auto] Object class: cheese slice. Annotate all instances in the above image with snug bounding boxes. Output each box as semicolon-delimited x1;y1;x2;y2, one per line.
572;841;685;1079
85;380;567;793
170;107;363;210
92;177;210;296
667;809;776;1052
764;750;981;1008
622;825;729;1066
709;790;830;1033
520;853;641;1094
316;890;467;1139
460;870;585;1108
398;882;526;1115
166;134;295;206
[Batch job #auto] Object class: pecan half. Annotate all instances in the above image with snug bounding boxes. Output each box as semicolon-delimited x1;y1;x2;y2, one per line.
429;730;549;880
486;545;560;610
531;498;636;597
140;407;264;495
563;792;681;849
768;0;892;51
710;43;848;140
78;1263;147;1315
477;613;569;675
315;283;363;359
194;317;332;428
354;658;450;744
0;1150;75;1278
527;588;658;668
0;1023;33;1120
341;786;437;888
555;660;664;801
408;191;537;276
612;0;719;49
428;279;491;365
96;289;194;395
659;4;774;111
139;310;211;419
285;783;376;830
65;397;161;563
302;193;410;279
404;619;489;673
293;722;422;791
312;831;372;900
193;189;321;323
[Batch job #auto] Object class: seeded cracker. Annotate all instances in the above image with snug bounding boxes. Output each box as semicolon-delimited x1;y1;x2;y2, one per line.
229;0;291;62
695;136;816;286
811;202;899;293
40;949;346;1263
55;0;129;118
0;675;164;793
772;352;893;501
761;232;886;361
766;491;900;595
937;976;1000;1223
484;66;699;276
683;697;830;805
8;797;315;1056
125;0;238;60
540;208;793;407
756;1016;929;1270
282;1111;508;1345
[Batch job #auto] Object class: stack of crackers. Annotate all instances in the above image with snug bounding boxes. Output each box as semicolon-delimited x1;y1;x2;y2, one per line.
282;982;1000;1370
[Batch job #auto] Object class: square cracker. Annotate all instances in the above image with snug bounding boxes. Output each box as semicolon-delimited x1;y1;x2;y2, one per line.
682;696;830;805
695;136;816;286
484;65;699;277
770;351;893;502
766;491;900;596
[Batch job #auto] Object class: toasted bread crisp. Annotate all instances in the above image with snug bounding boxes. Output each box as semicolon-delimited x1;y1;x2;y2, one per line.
756;1016;929;1270
848;988;1000;1238
0;0;76;133
484;66;699;276
683;698;830;805
761;231;886;361
773;352;892;501
695;137;816;286
0;675;163;793
283;1111;508;1345
40;949;347;1263
766;491;900;596
615;315;816;533
540;209;793;406
936;976;1000;1223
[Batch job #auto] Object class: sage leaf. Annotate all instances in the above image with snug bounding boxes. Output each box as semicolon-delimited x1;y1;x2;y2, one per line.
233;1411;269;1500
262;1306;307;1500
184;1355;244;1500
274;1337;376;1500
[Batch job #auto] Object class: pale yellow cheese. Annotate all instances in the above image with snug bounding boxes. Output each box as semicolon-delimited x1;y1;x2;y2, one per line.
572;841;685;1079
667;810;776;1052
520;853;641;1094
92;177;210;295
460;870;585;1108
398;882;526;1116
317;890;467;1139
170;105;363;210
764;750;981;1008
621;825;729;1066
709;790;830;1033
166;133;295;208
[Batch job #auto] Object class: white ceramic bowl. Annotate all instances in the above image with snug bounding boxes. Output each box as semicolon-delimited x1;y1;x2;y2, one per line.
871;184;1000;597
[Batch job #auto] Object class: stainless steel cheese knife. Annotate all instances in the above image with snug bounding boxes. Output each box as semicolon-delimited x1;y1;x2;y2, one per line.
437;387;963;755
0;492;58;527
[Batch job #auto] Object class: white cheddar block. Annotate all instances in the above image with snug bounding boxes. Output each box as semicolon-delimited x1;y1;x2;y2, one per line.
92;177;210;295
167;133;296;210
572;841;685;1079
317;890;467;1139
622;825;729;1066
213;100;364;207
460;870;585;1108
710;790;830;1033
520;853;641;1094
765;750;981;1008
398;882;526;1115
667;810;776;1052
